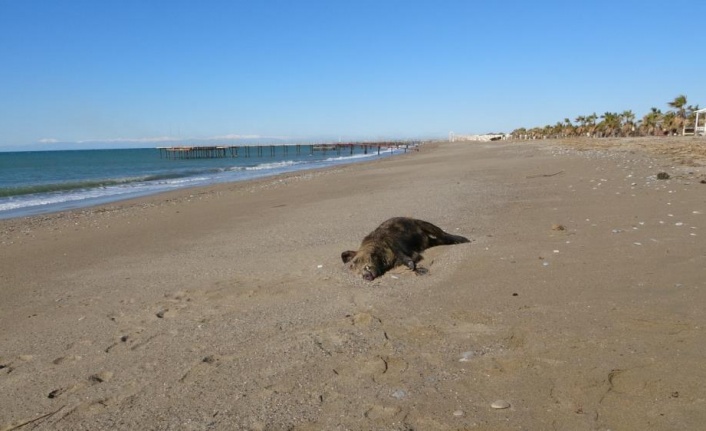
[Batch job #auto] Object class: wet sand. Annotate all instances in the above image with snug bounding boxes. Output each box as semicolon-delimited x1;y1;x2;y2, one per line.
1;137;705;430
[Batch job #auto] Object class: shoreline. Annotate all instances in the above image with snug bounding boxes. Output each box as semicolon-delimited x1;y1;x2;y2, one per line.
3;136;704;225
0;145;409;221
0;157;376;228
1;138;705;430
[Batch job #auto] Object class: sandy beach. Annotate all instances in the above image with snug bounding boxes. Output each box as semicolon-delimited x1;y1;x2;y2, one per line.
1;137;705;430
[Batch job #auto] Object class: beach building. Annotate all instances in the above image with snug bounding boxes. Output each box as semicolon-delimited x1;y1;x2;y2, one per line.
449;132;507;142
695;107;706;136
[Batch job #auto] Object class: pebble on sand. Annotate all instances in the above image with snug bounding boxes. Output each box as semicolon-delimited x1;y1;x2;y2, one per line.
459;351;476;362
391;389;407;399
453;410;465;417
491;399;511;409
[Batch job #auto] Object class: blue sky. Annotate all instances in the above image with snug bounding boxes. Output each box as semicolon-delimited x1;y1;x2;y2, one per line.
1;0;705;150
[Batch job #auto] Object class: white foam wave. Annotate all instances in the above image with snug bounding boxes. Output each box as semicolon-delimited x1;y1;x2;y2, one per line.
0;186;137;213
0;148;401;219
324;153;379;162
245;160;302;171
161;176;210;185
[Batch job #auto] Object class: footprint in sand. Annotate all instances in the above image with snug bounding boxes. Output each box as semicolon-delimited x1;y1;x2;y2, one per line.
0;354;35;375
129;334;161;351
151;290;197;320
46;370;113;401
347;311;382;326
46;382;86;399
89;371;114;384
103;327;152;353
52;355;82;365
364;405;402;420
179;354;231;384
310;313;390;357
346;312;390;341
372;356;409;383
349;354;407;380
155;308;178;319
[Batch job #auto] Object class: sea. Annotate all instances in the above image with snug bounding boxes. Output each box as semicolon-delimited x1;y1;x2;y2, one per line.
0;145;404;219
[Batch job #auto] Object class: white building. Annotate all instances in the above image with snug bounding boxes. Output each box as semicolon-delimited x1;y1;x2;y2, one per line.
695;107;706;136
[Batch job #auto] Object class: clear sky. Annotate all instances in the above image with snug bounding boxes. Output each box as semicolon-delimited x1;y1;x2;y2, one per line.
1;0;705;150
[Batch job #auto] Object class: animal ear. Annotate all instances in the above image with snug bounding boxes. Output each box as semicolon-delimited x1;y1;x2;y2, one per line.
341;250;357;263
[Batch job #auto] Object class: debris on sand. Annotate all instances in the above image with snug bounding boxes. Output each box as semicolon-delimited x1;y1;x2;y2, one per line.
491;399;511;409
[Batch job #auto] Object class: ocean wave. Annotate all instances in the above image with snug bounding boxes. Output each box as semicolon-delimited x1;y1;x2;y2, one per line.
0;148;400;219
0;172;204;198
324;153;378;162
0;185;136;212
244;160;303;171
0;176;209;214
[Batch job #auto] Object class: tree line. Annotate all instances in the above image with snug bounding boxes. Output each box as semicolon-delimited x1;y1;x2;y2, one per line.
511;95;702;139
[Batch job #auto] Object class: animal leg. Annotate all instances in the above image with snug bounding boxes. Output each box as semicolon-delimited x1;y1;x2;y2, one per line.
407;251;429;275
397;251;425;274
414;266;429;276
399;255;416;271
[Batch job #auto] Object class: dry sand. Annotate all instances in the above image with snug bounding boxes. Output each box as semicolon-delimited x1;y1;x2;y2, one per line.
1;137;705;430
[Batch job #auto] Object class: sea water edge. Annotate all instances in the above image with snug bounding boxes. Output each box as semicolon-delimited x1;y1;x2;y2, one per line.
0;146;404;220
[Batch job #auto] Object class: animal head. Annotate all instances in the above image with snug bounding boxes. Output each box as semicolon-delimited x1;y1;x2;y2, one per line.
341;247;385;281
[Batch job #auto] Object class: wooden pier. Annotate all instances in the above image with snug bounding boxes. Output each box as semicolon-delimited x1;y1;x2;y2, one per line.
157;142;415;159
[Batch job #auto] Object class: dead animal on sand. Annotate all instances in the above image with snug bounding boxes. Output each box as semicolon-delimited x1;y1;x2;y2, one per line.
342;217;470;281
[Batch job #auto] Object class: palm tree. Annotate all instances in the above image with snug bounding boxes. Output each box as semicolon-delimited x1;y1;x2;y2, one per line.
640;107;663;136
667;94;688;135
599;112;621;137
586;113;598;137
620;110;636;136
543;124;554;139
662;111;677;135
562;118;575;137
509;95;701;139
574;115;587;136
551;121;563;138
511;127;528;139
686;104;700;133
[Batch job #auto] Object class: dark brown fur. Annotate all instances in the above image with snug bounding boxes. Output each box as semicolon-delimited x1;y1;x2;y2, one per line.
342;217;470;281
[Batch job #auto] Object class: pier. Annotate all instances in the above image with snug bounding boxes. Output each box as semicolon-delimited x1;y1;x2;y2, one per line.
157;142;415;159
